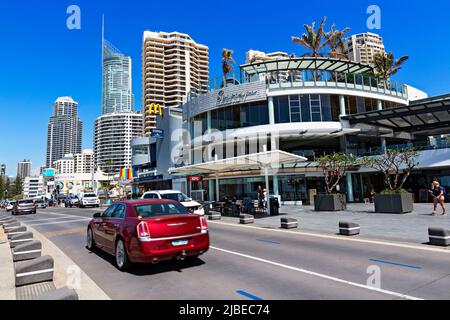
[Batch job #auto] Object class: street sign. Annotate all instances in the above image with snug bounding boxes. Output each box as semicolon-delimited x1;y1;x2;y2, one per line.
151;129;164;139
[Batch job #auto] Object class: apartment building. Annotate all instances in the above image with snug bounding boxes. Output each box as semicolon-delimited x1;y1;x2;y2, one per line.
142;31;209;134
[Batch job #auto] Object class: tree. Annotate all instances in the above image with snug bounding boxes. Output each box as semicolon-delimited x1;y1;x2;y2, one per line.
326;24;351;59
373;52;409;81
5;177;10;199
222;48;235;87
0;176;4;200
291;17;329;57
317;152;358;194
363;148;419;193
14;176;23;197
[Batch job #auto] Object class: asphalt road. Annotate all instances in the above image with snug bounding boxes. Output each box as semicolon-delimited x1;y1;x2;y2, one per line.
5;207;450;300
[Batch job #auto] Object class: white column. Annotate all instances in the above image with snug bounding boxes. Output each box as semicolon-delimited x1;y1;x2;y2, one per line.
339;95;346;116
268;96;275;125
377;100;383;111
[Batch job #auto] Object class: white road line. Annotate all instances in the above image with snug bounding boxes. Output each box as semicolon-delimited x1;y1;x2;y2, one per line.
211;246;423;301
25;219;89;227
17;216;90;224
209;221;450;254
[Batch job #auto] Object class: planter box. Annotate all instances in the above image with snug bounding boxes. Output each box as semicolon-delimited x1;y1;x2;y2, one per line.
314;194;347;212
374;193;413;214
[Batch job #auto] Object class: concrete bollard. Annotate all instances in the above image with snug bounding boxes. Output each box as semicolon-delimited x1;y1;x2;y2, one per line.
208;211;222;221
4;222;21;232
15;255;54;287
240;214;254;224
428;228;450;247
281;218;298;229
12;240;42;262
7;226;27;239
339;222;361;236
37;287;79;300
9;232;34;248
0;218;15;226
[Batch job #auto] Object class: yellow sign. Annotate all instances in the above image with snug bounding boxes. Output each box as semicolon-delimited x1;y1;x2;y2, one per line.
148;103;163;117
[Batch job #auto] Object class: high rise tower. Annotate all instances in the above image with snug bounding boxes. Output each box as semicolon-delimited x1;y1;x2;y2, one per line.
46;97;82;168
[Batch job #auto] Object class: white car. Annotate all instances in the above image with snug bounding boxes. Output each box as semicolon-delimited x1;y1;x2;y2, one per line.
6;201;16;211
141;190;205;215
79;193;100;208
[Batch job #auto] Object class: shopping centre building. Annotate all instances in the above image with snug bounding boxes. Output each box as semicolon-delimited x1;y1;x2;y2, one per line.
133;57;450;204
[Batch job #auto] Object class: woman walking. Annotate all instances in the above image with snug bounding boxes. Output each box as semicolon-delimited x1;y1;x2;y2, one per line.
430;181;446;216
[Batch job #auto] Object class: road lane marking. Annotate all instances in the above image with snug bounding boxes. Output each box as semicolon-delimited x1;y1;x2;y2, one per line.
211;246;424;300
236;290;264;300
256;239;281;245
208;221;450;254
368;259;422;270
15;216;90;224
25;219;89;227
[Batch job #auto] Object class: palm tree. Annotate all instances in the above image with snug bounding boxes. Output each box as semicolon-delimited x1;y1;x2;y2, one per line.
373;52;409;80
222;48;235;87
291;17;329;57
326;24;350;59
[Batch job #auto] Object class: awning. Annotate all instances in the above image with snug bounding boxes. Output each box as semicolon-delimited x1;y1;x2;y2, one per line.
240;57;373;77
342;94;450;136
169;150;308;175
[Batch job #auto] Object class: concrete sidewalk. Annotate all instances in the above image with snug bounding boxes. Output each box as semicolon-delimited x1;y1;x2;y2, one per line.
0;227;15;300
27;225;110;300
221;203;450;244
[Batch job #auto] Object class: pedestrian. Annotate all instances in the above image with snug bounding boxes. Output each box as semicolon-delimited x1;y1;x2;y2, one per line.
257;186;264;209
430;181;446;216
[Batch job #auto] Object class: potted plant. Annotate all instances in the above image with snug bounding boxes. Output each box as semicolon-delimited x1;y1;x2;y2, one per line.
364;148;419;214
315;152;357;211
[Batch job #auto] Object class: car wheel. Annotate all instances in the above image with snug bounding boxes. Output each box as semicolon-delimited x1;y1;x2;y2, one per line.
115;239;131;271
86;227;96;251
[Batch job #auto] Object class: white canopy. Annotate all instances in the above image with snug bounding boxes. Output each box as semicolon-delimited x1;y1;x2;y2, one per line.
169;150;307;175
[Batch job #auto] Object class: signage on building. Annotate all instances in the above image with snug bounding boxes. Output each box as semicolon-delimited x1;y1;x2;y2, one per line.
188;176;203;182
216;89;259;106
42;168;57;177
151;129;164;139
134;174;164;184
148;103;164;117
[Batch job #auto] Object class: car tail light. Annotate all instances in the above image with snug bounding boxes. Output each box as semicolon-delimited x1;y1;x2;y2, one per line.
200;216;208;234
137;221;151;242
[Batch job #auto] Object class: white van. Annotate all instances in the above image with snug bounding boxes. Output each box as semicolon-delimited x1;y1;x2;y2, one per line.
79;192;100;208
141;190;205;215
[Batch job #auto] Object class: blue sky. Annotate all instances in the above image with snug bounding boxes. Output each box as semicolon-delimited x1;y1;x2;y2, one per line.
1;0;450;176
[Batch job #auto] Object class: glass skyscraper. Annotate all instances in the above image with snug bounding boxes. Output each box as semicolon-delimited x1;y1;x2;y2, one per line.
102;38;134;114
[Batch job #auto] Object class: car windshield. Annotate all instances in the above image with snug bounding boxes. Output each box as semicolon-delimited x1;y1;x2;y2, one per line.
36;200;44;203
19;200;34;204
84;194;97;198
161;193;190;202
134;202;189;217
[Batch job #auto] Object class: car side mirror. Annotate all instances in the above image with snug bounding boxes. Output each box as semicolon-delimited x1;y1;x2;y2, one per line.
93;213;101;218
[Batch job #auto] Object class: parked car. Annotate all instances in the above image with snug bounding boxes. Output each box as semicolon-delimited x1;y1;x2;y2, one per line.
86;199;209;271
6;201;16;212
64;195;80;208
35;199;48;209
79;192;100;208
12;199;37;215
141;190;205;215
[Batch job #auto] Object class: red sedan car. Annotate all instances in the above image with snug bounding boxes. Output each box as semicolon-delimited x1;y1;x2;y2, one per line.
86;199;209;271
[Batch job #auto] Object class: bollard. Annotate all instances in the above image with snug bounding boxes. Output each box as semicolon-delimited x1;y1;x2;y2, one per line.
428;228;450;247
12;240;42;262
15;255;54;287
37;287;79;300
0;218;16;226
240;214;254;224
281;218;298;229
208;211;221;221
4;222;21;232
7;226;27;239
339;222;360;236
10;232;34;248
